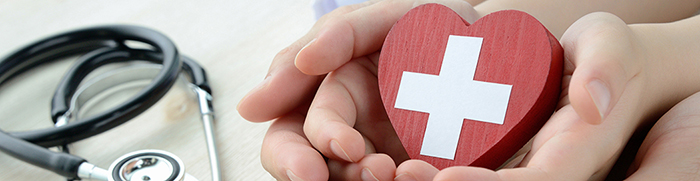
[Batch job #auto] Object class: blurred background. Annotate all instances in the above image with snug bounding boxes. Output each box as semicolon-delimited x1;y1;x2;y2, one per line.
0;0;321;180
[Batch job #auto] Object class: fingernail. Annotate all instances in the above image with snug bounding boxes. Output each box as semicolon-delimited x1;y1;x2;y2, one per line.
394;173;417;181
330;140;354;162
586;79;611;121
361;168;379;181
287;169;304;181
264;72;272;80
294;38;316;67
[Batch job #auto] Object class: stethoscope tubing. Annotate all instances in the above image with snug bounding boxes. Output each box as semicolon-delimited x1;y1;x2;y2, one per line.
0;25;182;179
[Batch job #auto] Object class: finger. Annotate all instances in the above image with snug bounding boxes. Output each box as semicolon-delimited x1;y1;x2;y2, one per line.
627;91;700;180
561;12;643;125
303;53;396;162
499;138;532;169
434;166;503;181
261;112;329;181
347;52;410;161
517;105;578;168
328;153;397;181
425;109;584;181
237;1;376;122
295;0;479;75
395;160;439;181
236;61;323;122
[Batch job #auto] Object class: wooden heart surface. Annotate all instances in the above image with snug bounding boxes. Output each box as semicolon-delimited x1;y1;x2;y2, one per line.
378;4;563;169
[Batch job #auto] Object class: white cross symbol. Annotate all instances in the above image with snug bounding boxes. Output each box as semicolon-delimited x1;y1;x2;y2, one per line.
394;35;513;160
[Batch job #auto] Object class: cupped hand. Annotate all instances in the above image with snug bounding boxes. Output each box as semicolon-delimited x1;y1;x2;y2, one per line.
397;12;700;180
237;0;480;180
625;91;700;179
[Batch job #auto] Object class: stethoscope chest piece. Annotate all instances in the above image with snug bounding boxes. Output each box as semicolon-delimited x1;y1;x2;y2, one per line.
108;150;196;181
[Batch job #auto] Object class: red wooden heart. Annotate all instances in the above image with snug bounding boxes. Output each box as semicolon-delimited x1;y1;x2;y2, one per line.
378;4;562;169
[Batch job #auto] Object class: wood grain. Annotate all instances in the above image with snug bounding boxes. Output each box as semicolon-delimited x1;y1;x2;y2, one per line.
0;0;316;180
378;4;563;169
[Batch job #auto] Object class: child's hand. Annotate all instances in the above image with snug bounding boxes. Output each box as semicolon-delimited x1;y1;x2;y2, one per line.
237;0;480;180
395;12;700;180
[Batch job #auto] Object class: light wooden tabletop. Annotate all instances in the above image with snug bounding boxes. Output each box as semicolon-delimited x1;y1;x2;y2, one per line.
0;0;316;180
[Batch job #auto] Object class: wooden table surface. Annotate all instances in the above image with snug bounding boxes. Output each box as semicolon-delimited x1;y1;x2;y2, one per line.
0;1;316;180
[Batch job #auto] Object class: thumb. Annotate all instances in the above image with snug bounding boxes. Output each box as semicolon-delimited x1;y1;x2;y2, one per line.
561;12;642;125
295;0;479;75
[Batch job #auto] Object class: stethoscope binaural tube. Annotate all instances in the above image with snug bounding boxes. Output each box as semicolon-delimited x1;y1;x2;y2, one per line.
53;54;211;127
4;26;181;147
0;25;183;180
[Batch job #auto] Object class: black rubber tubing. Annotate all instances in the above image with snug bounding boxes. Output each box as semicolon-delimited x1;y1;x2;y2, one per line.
0;25;181;179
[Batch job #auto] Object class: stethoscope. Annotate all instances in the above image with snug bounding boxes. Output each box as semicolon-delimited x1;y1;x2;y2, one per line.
0;25;221;181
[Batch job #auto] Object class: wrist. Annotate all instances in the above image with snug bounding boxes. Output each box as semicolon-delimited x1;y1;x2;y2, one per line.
473;0;576;38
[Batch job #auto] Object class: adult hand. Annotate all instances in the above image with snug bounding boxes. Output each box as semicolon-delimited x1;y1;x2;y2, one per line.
625;91;700;179
237;0;480;180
